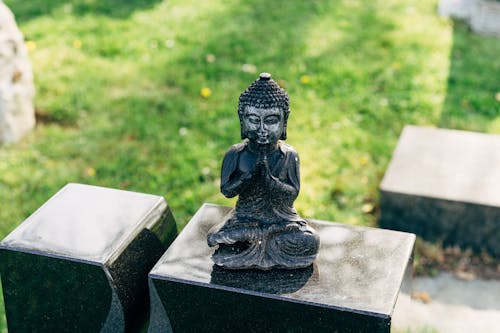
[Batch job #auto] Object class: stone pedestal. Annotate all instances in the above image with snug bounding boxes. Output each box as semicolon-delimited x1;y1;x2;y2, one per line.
148;204;414;333
438;0;500;37
0;1;35;144
380;125;500;256
0;183;177;332
470;0;500;37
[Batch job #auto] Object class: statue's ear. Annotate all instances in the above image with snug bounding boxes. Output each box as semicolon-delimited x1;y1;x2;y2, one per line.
280;111;289;140
241;125;247;140
280;126;287;140
239;113;247;139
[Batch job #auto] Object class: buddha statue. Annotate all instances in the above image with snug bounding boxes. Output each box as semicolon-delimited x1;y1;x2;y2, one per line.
207;73;320;270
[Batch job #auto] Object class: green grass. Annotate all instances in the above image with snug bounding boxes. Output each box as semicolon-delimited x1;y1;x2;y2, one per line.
0;0;499;331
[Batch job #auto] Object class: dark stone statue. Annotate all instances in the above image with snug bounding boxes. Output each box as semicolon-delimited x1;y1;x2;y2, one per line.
207;73;320;270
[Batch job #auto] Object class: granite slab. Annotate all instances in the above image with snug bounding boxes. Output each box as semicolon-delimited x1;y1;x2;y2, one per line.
148;204;415;332
380;125;500;255
0;183;178;332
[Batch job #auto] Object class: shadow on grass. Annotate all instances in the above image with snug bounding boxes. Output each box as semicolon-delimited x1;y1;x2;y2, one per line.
169;2;406;224
439;20;500;131
150;0;408;220
171;1;329;80
171;0;399;81
4;0;162;22
153;0;400;142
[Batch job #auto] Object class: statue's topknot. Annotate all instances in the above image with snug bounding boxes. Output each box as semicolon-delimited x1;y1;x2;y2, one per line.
238;73;290;140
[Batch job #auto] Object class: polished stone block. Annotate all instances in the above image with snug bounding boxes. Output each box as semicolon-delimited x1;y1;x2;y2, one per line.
0;183;177;332
148;204;415;333
380;125;500;256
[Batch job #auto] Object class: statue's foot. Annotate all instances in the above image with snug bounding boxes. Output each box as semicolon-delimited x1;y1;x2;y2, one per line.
210;222;320;270
207;222;258;247
276;223;320;258
207;231;226;247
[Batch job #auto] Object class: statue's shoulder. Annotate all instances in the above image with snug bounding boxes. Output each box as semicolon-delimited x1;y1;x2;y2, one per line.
223;142;248;163
225;141;248;155
221;142;247;178
278;142;298;157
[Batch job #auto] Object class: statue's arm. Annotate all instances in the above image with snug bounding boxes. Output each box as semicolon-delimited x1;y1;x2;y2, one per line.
268;176;298;198
220;147;250;198
266;150;300;199
221;172;252;198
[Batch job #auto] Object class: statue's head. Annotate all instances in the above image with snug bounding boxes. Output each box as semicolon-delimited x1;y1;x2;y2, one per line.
238;73;290;145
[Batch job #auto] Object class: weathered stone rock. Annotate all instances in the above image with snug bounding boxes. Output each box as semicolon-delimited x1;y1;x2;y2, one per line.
470;0;500;37
0;1;35;144
438;0;475;20
438;0;500;37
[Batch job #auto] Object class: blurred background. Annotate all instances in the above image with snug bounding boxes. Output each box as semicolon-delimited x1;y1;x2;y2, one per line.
0;0;499;331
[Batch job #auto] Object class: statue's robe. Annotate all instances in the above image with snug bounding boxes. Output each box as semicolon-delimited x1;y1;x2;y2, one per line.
208;141;319;270
221;141;303;225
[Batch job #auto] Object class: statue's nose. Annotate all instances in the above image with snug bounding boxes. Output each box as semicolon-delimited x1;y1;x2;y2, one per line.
258;120;267;133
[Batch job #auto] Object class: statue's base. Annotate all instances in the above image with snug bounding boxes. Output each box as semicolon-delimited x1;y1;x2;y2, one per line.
380;126;500;256
149;204;415;333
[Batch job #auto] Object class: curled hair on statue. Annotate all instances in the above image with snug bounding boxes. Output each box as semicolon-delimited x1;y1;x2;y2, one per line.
238;73;290;140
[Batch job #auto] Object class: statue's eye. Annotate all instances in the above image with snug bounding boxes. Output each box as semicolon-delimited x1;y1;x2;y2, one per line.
248;116;260;124
264;116;280;125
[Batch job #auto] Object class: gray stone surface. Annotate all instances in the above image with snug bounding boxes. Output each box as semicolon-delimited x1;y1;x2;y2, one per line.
380;125;500;256
0;1;35;144
438;0;500;37
149;204;415;332
470;0;500;37
393;273;500;333
438;0;476;19
0;183;177;332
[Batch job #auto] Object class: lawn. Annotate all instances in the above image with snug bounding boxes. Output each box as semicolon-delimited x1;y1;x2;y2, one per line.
0;0;499;331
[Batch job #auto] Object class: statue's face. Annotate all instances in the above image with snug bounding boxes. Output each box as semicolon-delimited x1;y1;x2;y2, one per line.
242;106;283;146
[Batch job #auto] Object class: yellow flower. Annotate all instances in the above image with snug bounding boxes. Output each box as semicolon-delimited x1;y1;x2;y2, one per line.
361;203;374;214
73;40;82;49
200;87;212;98
300;75;311;84
391;61;401;70
83;167;96;177
495;92;500;102
25;40;36;51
